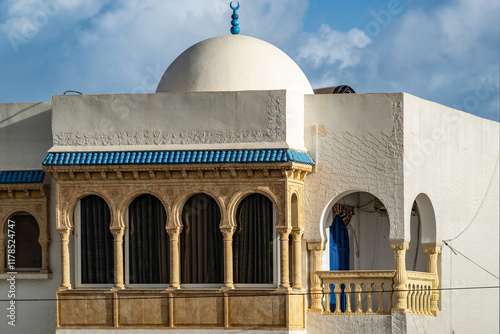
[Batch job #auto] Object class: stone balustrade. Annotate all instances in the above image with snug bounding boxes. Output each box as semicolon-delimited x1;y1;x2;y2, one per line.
317;270;395;315
406;271;435;316
316;270;437;316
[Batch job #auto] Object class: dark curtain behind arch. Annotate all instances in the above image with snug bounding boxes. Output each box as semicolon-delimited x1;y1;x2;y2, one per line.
81;195;114;284
6;214;41;269
129;194;169;284
181;194;223;283
233;194;273;284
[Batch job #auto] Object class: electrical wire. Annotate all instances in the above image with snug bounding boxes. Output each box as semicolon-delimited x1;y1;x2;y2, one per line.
443;241;499;280
443;155;499;243
1;286;498;302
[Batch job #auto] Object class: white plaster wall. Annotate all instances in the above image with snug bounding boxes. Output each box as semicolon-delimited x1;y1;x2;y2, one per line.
0;102;52;170
0;178;61;334
285;91;306;151
0;102;58;333
403;94;499;334
307;312;392;334
303;93;405;243
50;90;305;152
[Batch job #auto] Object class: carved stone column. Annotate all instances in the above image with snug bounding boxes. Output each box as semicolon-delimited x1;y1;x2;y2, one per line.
291;228;304;290
0;237;6;274
423;244;441;313
391;242;409;312
278;227;291;289
167;227;182;289
58;228;72;290
221;227;235;290
307;241;325;311
40;240;50;273
111;228;125;290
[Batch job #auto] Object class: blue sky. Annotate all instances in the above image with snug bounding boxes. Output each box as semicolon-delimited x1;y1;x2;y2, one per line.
0;0;498;121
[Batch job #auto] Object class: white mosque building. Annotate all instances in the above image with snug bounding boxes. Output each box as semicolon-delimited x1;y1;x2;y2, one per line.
0;7;498;334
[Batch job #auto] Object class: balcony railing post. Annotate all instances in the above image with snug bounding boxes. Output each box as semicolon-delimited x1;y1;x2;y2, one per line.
423;244;441;314
334;284;342;314
366;283;373;313
376;284;384;314
307;241;326;311
355;283;363;313
324;284;331;313
345;284;352;314
391;242;409;312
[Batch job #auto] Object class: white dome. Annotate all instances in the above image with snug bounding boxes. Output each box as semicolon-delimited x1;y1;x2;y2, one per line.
156;35;313;94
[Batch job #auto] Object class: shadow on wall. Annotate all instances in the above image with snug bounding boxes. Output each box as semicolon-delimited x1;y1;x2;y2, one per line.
0;104;52;170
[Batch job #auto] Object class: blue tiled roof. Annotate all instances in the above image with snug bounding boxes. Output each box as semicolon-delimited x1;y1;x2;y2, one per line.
43;149;314;166
0;171;45;184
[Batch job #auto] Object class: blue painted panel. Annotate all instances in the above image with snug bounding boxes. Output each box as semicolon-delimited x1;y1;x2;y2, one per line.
0;171;45;184
43;149;315;166
330;215;350;312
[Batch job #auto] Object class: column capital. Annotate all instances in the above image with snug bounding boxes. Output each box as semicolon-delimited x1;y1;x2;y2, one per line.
220;226;235;240
307;240;326;252
110;227;125;239
166;227;182;240
57;227;73;239
291;228;304;239
277;227;291;240
390;241;409;251
422;244;441;255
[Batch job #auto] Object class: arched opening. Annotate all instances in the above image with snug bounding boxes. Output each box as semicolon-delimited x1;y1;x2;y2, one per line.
406;201;427;272
127;194;169;284
291;194;299;228
324;192;392;271
181;193;223;284
414;193;437;244
77;195;114;285
5;212;41;270
233;193;275;284
323;192;393;313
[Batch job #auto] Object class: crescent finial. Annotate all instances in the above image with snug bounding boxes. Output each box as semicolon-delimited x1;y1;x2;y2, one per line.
230;2;240;11
230;2;240;35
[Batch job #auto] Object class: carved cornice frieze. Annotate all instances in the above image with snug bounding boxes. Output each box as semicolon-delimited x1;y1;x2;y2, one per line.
44;163;311;184
53;95;287;146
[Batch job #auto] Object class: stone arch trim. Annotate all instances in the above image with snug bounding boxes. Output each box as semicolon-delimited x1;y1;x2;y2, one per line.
290;192;300;229
118;189;172;231
2;207;42;232
63;190;115;230
0;183;50;274
171;189;226;230
227;186;282;228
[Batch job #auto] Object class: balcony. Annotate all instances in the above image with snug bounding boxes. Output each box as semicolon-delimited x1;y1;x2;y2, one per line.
316;270;437;316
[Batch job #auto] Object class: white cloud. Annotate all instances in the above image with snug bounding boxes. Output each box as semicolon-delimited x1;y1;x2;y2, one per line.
297;24;371;69
0;0;308;96
296;0;499;120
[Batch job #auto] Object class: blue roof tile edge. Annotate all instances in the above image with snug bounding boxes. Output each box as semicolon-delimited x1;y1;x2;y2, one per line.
43;149;314;166
0;171;45;184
